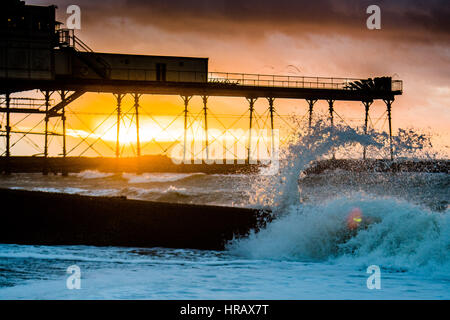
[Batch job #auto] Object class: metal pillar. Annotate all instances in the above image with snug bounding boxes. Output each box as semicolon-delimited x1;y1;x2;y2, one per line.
43;91;52;175
384;99;394;160
4;93;11;175
362;100;373;160
307;99;317;129
327;99;335;128
133;93;141;157
327;99;335;159
202;96;209;161
267;97;275;158
247;97;256;163
114;94;124;158
182;95;192;163
60;91;68;176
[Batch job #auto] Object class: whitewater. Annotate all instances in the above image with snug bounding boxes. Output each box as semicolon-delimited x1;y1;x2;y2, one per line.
0;122;448;299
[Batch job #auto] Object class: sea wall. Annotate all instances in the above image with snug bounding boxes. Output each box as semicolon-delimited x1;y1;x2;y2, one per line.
0;188;270;250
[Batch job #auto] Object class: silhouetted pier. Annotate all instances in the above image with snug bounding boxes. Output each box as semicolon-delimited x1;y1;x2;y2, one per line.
1;1;403;175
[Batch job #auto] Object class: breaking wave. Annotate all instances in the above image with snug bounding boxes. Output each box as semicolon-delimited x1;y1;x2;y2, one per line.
229;119;449;273
73;170;115;179
122;172;205;184
229;194;449;272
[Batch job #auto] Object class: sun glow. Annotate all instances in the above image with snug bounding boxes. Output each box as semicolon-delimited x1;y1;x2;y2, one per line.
100;125;180;144
77;116;197;144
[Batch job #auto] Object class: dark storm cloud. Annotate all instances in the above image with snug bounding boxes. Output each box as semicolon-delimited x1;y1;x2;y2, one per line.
36;0;450;43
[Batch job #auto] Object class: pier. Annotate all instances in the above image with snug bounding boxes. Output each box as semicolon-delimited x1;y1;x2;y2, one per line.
0;1;403;175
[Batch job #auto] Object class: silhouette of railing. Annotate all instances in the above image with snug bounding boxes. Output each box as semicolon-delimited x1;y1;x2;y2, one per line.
57;29;92;52
78;67;402;92
0;97;51;111
209;72;403;92
57;29;111;79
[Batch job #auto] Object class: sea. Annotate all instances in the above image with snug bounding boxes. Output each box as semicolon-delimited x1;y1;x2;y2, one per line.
0;123;448;299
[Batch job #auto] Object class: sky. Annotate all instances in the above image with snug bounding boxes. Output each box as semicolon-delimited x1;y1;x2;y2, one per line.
7;0;450;157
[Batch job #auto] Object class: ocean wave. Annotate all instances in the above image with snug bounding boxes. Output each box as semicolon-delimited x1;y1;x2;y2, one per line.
119;185;190;196
228;194;450;273
122;172;205;183
72;170;115;179
0;245;259;266
115;185;238;205
31;187;86;194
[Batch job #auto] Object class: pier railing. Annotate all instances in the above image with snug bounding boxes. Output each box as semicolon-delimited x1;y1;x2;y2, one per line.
209;72;356;89
72;66;402;92
57;29;95;53
102;68;402;92
0;97;51;111
209;72;403;92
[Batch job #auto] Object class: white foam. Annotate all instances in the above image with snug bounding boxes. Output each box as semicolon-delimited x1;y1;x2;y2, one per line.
73;170;115;179
122;172;205;183
229;194;450;273
31;187;86;194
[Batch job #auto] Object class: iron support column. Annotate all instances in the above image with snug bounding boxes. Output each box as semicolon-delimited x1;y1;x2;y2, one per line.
202;96;209;162
182;96;192;163
134;94;141;157
115;94;124;159
5;93;11;175
43;91;51;175
267;97;275;159
60;91;68;176
327;99;335;128
362;100;373;160
327;99;335;159
247;98;256;163
384;99;394;160
307;99;317;129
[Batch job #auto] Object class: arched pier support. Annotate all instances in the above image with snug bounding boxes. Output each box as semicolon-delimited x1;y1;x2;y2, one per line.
181;95;192;163
362;100;373;160
247;97;257;163
202;96;209;162
307;99;317;129
59;90;68;176
267;97;276;158
114;93;125;159
133;93;142;158
327;99;335;159
327;99;335;128
42;90;53;175
384;99;395;160
4;92;11;175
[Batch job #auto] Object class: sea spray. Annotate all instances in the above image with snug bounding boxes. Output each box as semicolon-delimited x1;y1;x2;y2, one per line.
122;172;205;184
231;117;447;273
249;119;384;212
73;170;115;179
229;194;450;272
248;117;436;212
